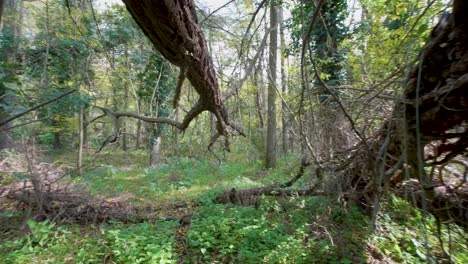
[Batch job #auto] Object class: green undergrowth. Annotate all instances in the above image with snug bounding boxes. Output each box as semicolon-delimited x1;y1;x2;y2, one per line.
1;152;466;263
370;196;467;263
186;194;368;263
0;220;177;264
78;154;303;204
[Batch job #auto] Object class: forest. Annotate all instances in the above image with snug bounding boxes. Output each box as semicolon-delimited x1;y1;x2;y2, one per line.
0;0;467;263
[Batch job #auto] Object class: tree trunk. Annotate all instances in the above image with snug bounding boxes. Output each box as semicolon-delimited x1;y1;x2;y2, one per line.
136;119;141;149
265;3;278;169
0;105;13;150
347;3;468;228
122;82;129;151
82;108;88;148
122;0;233;139
0;0;5;25
122;47;130;151
135;100;142;149
77;107;84;176
0;0;18;151
173;107;179;156
150;136;161;167
279;6;288;155
253;62;264;129
53;131;61;149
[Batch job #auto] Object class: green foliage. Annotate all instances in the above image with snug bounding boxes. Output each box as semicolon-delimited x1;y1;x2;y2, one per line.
103;222;177;263
372;196;468;263
288;0;348;54
187;194;368;263
188;202;307;263
287;0;348;101
343;0;445;83
0;220;74;263
1;155;466;263
0;220;177;264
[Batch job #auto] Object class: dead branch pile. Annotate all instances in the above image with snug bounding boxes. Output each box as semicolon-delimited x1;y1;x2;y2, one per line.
0;158;193;224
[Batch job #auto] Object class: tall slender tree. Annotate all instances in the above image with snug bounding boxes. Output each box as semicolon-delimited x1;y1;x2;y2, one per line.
0;0;19;150
279;5;288;154
265;1;278;169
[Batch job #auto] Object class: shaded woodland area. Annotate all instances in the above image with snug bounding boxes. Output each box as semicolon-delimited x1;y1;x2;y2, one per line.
0;0;467;263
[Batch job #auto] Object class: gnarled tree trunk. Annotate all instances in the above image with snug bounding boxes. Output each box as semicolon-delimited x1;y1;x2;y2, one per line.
347;1;468;227
121;0;233;140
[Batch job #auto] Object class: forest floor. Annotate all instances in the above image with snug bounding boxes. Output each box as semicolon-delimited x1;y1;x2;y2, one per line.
0;149;466;263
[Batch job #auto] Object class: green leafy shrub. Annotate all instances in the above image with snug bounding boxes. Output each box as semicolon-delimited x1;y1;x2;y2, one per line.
372;196;468;263
0;220;177;264
103;221;177;263
187;196;367;263
188;203;310;263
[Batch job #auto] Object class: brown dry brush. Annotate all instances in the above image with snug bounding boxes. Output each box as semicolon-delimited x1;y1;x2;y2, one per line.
218;2;467;229
0;160;194;224
2;184;194;225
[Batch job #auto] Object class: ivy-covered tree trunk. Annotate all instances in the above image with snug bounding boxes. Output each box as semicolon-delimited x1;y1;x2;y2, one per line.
0;0;18;150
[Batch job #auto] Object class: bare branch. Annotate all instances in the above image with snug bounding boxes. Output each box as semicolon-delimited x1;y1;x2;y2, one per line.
0;118;48;131
224;28;270;101
0;89;77;127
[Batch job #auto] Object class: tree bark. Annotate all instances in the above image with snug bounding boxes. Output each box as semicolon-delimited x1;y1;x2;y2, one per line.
279;6;288;155
174;107;179;156
0;0;5;25
53;131;61;149
136;119;141;149
77;107;84;176
265;3;278;169
122;47;130;151
253;62;264;129
82;108;88;148
0;0;17;150
122;82;129;151
121;0;234;141
347;3;468;227
150;136;161;167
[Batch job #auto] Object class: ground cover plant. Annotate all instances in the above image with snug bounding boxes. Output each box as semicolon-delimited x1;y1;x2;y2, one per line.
1;151;466;263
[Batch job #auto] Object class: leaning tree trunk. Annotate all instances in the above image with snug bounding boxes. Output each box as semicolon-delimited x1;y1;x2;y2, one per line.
348;1;468;228
121;0;234;142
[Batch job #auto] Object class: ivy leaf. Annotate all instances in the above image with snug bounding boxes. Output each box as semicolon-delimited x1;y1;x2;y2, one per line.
417;23;428;35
